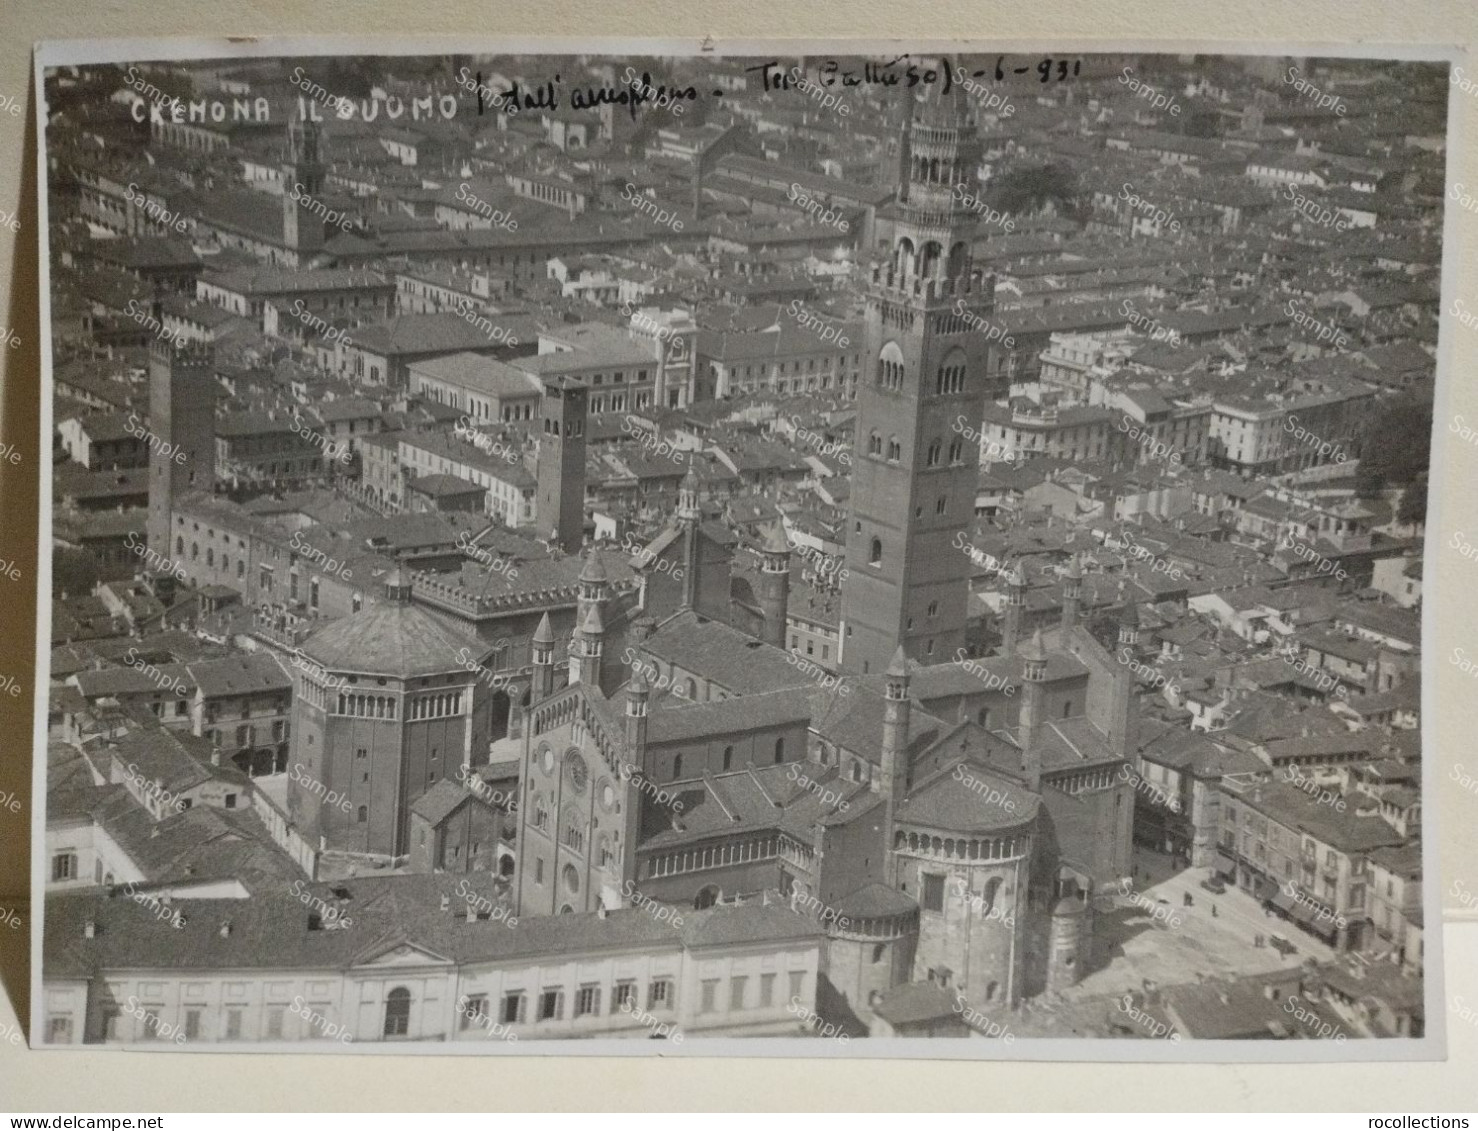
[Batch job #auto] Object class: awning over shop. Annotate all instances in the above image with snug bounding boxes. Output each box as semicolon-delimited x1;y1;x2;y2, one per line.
1268;886;1297;914
1213;851;1238;878
1256;877;1283;903
1292;903;1341;938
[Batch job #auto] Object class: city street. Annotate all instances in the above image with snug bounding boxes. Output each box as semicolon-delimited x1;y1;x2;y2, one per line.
1060;847;1340;1003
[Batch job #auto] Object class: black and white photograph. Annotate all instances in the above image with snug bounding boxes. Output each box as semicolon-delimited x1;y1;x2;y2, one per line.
27;40;1451;1059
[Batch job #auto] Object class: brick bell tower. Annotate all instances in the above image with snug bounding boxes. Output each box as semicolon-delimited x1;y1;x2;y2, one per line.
283;114;327;260
535;376;588;553
839;78;996;675
145;303;217;563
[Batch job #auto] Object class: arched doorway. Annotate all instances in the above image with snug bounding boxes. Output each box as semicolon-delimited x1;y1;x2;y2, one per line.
383;987;410;1037
694;885;720;910
489;688;512;740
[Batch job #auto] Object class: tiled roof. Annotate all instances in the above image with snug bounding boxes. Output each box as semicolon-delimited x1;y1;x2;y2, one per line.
300;599;484;678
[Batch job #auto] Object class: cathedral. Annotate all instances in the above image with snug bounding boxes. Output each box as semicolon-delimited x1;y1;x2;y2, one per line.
502;80;1140;1033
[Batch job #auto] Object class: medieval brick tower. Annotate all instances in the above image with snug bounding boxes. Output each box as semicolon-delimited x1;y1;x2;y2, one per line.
839;84;996;675
283;115;327;259
535;376;588;552
145;315;216;561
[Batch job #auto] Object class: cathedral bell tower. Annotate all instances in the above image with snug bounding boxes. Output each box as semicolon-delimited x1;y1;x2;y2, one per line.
840;77;997;675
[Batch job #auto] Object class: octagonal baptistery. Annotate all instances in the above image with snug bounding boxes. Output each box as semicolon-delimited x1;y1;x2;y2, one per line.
289;569;503;860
